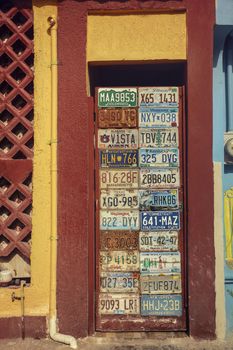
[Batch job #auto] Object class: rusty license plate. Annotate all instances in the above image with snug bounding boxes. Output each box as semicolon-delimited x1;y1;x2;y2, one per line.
139;128;178;148
138;87;179;108
100;169;139;189
139;108;179;128
100;251;139;272
100;231;139;250
140;275;182;294
99;293;140;315
100;272;139;293
100;150;138;168
141;295;182;316
98;87;137;108
98;129;138;149
139;189;179;210
140;251;181;274
100;210;139;230
100;189;139;209
140;168;180;189
139;231;178;251
139;148;179;168
97;108;138;128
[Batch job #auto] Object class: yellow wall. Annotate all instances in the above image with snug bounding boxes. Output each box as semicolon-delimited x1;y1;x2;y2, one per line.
0;1;57;317
87;13;186;62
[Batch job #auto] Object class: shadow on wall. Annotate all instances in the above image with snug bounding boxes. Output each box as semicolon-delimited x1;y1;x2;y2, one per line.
89;62;187;97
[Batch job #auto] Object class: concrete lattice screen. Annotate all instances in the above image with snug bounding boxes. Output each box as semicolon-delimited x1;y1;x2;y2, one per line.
0;0;33;282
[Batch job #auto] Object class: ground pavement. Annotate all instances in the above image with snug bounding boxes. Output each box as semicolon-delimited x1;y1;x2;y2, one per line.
1;334;233;350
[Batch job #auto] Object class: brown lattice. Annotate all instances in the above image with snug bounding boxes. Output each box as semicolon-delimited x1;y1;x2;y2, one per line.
0;0;34;160
0;168;32;259
0;0;33;279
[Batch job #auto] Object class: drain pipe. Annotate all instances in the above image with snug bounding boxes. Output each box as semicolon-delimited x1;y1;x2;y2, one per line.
48;15;77;350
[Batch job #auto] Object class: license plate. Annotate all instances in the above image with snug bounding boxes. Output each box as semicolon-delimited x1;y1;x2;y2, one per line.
98;129;138;149
100;251;139;271
97;108;138;128
100;210;139;230
100;272;140;293
100;231;139;250
99;293;140;315
139;108;179;128
139;231;178;251
98;88;137;107
139;128;178;148
100;150;138;168
140;211;180;230
138;87;179;108
140;168;180;189
100;189;139;209
139;148;179;167
141;295;182;316
139;189;179;210
140;252;181;274
140;275;182;294
100;169;139;189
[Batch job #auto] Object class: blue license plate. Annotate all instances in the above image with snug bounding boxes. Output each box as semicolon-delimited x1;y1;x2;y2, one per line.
100;150;138;168
141;295;182;316
139;189;178;210
140;211;180;230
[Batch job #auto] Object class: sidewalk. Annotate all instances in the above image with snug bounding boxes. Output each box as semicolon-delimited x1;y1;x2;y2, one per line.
1;335;233;350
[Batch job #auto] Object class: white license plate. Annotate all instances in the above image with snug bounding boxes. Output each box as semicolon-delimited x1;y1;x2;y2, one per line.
139;108;179;128
100;251;140;272
140;252;181;274
99;293;140;315
100;272;139;293
100;169;139;189
100;189;139;209
140;168;180;188
139;148;179;167
139;128;178;148
98;129;138;149
100;210;139;230
138;87;179;107
140;275;182;294
139;231;178;251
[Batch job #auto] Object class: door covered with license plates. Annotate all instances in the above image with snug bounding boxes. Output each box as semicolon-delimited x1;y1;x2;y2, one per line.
95;86;186;331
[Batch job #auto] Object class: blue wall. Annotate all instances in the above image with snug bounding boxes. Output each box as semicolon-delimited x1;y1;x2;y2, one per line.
214;0;233;337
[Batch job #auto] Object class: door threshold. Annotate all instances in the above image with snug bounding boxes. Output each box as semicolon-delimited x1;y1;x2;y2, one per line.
92;331;188;340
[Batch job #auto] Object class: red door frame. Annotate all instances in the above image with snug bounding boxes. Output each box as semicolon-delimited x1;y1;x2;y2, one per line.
57;0;215;339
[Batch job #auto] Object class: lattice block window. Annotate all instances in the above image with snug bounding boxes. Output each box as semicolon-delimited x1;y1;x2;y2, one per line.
0;0;33;285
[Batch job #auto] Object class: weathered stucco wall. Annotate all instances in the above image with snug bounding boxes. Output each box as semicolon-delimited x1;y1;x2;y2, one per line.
87;13;186;62
57;0;215;339
0;0;57;320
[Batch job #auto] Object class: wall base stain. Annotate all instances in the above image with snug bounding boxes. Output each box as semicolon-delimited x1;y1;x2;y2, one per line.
0;317;46;339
